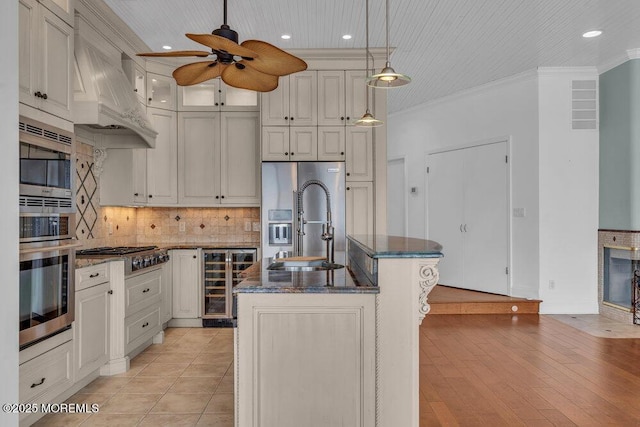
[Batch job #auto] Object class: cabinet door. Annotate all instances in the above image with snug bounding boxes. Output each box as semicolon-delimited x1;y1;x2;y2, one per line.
99;148;139;206
147;72;176;109
178;111;221;205
132;149;148;203
427;150;465;289
346;181;374;236
289;71;317;126
345;70;368;126
262;127;290;161
18;0;38;109
122;59;146;104
318;127;346;161
290;127;318;161
39;6;73;121
346;127;373;181
74;282;110;381
222;83;259;111
39;0;74;26
318;71;345;126
221;112;260;204
161;260;173;324
171;250;201;319
178;80;220;111
261;77;289;125
146;108;178;204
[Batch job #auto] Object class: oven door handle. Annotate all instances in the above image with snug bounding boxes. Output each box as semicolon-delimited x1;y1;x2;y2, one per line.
20;241;83;255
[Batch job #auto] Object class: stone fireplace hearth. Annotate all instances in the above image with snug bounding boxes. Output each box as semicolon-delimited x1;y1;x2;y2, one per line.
598;230;640;325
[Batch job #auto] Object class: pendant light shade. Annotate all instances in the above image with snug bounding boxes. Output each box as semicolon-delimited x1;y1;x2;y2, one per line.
366;0;411;88
355;0;383;127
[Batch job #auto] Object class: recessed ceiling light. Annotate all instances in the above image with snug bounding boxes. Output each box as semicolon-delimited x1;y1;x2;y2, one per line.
281;34;291;40
162;45;172;50
582;30;602;38
342;34;352;40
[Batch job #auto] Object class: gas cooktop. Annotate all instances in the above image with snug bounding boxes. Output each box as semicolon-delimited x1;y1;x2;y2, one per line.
76;246;158;256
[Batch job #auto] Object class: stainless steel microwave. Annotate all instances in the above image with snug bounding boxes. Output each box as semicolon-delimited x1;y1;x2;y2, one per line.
19;117;74;207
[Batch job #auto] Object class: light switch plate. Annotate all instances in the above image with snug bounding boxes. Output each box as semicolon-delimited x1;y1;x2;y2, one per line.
244;220;252;232
252;222;260;232
179;222;186;232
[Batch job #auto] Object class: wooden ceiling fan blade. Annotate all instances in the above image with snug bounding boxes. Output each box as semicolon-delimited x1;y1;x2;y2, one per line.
186;33;257;58
240;40;307;76
221;63;279;92
137;50;211;57
172;61;226;86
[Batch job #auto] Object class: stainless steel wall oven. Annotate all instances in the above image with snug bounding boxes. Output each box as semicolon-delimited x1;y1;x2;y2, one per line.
18;116;77;348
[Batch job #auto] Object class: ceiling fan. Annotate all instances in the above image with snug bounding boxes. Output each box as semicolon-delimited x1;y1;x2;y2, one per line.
137;0;307;92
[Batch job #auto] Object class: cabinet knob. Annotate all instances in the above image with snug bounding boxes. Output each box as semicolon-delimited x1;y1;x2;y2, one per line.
347;187;351;190
148;194;153;198
291;152;294;156
134;193;139;196
193;255;197;259
142;322;149;328
221;195;225;199
142;288;150;293
284;152;289;156
89;273;100;278
215;195;219;199
284;116;288;120
215;102;219;106
42;93;48;100
108;290;113;295
221;102;224;106
134;88;138;92
341;117;344;120
346;172;351;176
290;117;294;121
346;117;350;120
148;97;152;102
340;152;344;155
34;91;42;98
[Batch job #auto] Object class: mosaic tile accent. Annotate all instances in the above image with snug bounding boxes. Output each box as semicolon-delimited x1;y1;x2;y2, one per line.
75;157;98;238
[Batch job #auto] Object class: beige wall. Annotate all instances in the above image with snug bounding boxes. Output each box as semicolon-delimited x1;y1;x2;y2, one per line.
75;142;260;249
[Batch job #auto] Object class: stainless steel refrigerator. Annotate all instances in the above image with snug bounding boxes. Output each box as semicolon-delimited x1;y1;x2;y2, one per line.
261;162;346;263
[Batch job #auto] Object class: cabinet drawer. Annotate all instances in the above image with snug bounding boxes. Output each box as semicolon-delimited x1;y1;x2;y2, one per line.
125;304;161;355
76;263;110;291
19;341;73;404
125;268;162;317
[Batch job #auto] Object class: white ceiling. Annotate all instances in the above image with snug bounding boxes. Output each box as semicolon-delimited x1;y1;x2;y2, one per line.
103;0;640;113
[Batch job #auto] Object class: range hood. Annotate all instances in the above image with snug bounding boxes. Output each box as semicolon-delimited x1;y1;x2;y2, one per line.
73;36;157;148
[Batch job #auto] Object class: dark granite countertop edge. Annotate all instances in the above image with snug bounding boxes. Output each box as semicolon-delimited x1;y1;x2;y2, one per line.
233;286;379;294
347;235;443;259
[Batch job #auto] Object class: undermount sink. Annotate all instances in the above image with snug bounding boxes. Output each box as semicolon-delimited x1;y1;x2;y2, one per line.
267;261;345;272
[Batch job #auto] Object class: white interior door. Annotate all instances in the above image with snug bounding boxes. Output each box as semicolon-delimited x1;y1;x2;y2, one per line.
387;157;407;236
462;142;508;294
427;150;465;288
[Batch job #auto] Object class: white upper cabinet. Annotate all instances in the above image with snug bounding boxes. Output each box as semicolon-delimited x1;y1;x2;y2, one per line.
345;70;368;126
346;127;373;181
99;148;148;206
179;111;260;205
261;71;317;126
39;0;74;25
122;58;146;104
289;127;318;161
178;111;221;205
146;107;178;204
19;0;73;122
147;72;176;110
318;127;346;161
346;181;374;236
178;79;259;112
318;71;346;126
261;126;318;161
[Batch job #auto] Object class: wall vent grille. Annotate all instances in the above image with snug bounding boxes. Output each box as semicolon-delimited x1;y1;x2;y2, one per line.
19;120;73;146
571;80;597;130
19;197;73;209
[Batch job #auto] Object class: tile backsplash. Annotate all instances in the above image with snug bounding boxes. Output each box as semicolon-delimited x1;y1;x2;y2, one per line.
75;142;260;249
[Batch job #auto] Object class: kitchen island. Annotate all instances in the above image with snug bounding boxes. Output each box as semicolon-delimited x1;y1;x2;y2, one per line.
234;235;443;427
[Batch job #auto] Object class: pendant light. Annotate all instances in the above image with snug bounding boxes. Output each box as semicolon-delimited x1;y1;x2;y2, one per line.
355;0;384;127
366;0;411;88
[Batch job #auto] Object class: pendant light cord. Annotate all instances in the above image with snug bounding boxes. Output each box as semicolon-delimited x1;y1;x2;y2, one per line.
385;0;390;65
365;0;370;110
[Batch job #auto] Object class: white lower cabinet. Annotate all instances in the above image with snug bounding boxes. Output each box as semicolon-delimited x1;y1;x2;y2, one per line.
236;293;376;427
161;257;173;324
171;250;201;320
74;281;110;381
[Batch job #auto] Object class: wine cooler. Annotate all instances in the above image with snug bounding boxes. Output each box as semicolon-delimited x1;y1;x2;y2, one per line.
202;249;257;319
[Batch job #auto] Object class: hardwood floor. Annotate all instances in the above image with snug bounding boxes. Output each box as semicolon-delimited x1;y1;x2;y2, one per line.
419;314;640;426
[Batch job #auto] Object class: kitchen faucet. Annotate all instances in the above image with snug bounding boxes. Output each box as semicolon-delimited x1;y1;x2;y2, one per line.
296;179;334;263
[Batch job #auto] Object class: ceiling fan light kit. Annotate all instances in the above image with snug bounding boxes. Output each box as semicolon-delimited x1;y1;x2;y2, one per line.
356;0;383;127
137;0;307;92
367;0;411;89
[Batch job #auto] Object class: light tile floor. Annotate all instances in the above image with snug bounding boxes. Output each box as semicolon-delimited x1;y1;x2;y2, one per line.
549;313;640;338
33;327;234;427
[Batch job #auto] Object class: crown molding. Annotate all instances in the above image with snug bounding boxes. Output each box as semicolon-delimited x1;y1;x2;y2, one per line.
598;48;640;75
537;66;598;76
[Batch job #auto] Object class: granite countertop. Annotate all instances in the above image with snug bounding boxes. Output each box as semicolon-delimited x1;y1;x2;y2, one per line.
347;235;443;259
75;258;116;269
234;259;379;294
160;243;259;250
